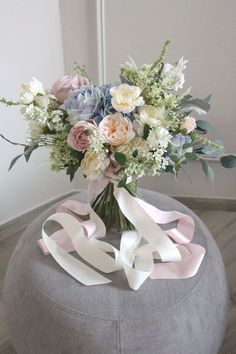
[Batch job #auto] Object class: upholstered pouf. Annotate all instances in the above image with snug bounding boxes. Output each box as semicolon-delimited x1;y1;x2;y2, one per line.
3;190;229;354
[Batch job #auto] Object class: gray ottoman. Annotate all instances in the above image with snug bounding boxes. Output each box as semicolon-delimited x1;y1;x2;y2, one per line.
3;190;229;354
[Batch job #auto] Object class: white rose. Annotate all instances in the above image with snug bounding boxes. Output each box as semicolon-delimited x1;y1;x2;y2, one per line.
21;77;45;95
180;116;196;133
110;84;144;113
130;136;149;156
81;151;109;181
135;105;165;125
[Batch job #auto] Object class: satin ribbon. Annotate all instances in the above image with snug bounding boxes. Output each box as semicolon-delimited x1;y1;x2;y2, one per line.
38;180;205;290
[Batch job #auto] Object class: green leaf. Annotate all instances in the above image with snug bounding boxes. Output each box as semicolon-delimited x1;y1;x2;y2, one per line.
118;177;127;188
200;158;215;184
143;124;151;140
24;143;39;162
66;165;79;182
185;152;198;161
196;120;214;132
63;124;72;133
114;152;127;165
220;155;236;168
132;149;138;158
8;154;24;171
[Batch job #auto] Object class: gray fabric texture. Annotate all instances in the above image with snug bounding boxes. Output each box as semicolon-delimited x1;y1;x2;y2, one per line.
3;190;229;354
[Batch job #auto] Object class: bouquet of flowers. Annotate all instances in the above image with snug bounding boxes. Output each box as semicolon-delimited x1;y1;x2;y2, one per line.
1;41;235;231
1;41;236;289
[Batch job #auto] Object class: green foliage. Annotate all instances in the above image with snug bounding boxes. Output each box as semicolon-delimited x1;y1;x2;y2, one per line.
24;143;39;162
196;119;214;133
143;124;151;140
0;97;20;106
73;62;88;77
8;154;24;171
180;96;211;115
115;152;127;165
150;40;171;71
201;140;224;157
220;155;236;168
200;158;215;184
118;177;127;188
132;149;138;158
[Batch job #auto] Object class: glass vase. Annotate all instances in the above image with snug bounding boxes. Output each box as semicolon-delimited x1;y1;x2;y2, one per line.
91;180;139;232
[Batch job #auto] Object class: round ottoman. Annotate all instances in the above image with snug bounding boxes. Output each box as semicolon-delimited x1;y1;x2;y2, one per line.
3;190;229;354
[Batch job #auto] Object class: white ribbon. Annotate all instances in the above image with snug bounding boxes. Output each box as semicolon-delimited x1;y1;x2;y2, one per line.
40;183;205;290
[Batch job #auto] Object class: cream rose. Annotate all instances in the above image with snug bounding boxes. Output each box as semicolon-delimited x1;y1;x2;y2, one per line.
81;151;109;181
99;113;135;146
180;116;196;133
136;105;165;126
130;136;149;155
110;84;144;113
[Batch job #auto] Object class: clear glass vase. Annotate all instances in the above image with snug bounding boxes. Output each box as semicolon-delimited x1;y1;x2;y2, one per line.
91;180;139;232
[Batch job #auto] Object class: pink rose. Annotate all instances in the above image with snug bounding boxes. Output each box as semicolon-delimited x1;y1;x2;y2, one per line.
67;121;95;152
51;75;89;103
104;159;121;179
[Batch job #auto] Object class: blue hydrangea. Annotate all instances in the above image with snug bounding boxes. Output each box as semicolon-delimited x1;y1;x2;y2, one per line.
65;86;103;121
93;85;115;124
168;133;193;161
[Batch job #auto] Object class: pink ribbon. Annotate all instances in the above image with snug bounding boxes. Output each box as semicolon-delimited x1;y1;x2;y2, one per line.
38;186;205;284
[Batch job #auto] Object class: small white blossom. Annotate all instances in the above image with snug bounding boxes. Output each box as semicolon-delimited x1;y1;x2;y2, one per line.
162;57;188;91
147;126;171;149
20;104;47;124
21;77;45;96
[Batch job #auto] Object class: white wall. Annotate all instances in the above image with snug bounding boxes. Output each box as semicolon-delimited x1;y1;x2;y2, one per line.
103;0;236;198
1;0;235;225
60;0;236;198
0;0;73;224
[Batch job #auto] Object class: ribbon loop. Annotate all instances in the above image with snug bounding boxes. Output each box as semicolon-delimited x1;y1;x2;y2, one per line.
38;182;206;290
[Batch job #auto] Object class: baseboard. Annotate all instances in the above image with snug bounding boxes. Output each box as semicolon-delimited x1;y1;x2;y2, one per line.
1;191;236;241
173;196;236;211
0;190;78;240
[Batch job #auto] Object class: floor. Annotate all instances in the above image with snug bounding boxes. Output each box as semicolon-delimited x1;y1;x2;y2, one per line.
0;207;235;354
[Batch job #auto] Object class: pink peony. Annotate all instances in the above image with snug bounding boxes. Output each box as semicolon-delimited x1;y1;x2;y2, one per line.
67;121;95;152
51;75;89;103
99;113;134;146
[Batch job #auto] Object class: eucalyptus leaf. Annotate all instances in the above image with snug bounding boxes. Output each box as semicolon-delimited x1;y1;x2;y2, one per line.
8;154;24;171
203;94;212;103
115;152;127;165
24;143;39;162
180;98;211;115
0;133;26;147
196;120;214;132
200;158;215;184
220;155;236;168
202;140;225;157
